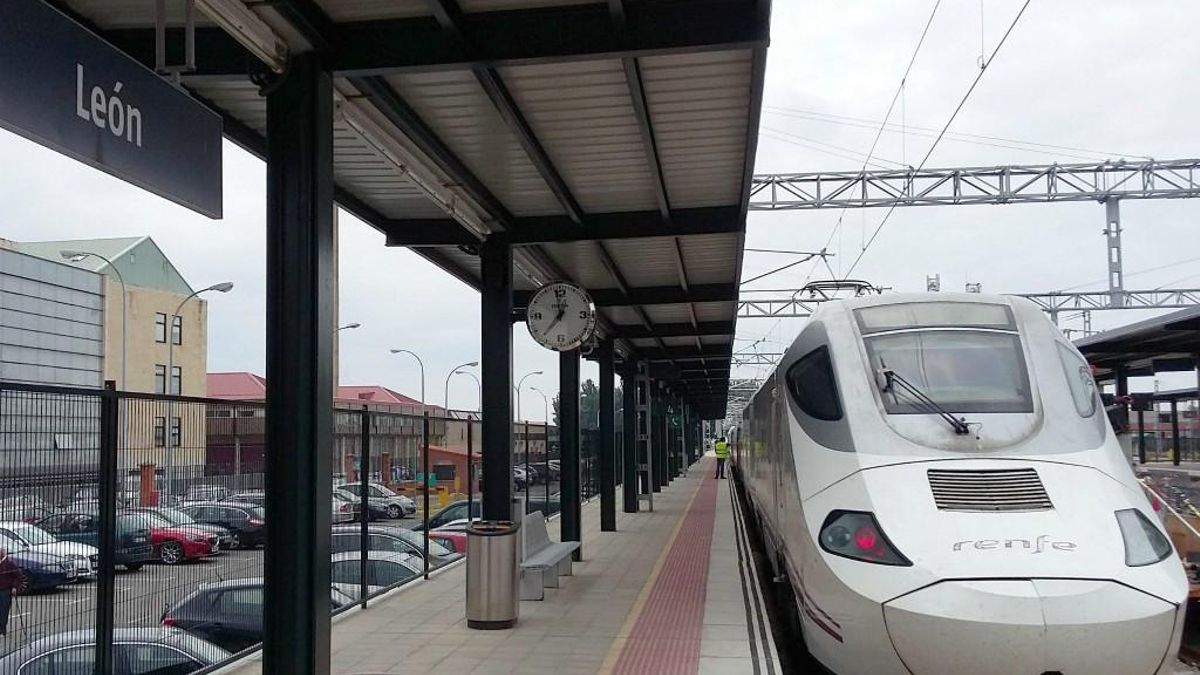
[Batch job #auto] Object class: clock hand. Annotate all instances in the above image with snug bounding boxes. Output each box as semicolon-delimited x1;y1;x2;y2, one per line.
545;306;566;332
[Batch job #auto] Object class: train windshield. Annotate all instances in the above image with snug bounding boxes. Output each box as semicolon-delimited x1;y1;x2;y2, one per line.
864;330;1033;414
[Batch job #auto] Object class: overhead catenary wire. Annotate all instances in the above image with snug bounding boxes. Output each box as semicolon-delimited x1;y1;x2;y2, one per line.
843;0;1034;280
793;0;944;295
761;106;1150;162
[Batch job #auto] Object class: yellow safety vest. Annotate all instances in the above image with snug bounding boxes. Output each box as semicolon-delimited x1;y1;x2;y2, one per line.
714;441;729;459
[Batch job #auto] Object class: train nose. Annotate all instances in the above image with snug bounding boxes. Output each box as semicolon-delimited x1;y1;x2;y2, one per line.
882;579;1178;675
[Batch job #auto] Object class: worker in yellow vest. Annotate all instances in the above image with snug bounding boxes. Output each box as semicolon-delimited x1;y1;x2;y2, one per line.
714;437;729;479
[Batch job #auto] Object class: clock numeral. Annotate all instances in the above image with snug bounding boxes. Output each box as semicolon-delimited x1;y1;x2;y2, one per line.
578;310;589;320
557;334;565;343
553;288;567;299
532;312;542;321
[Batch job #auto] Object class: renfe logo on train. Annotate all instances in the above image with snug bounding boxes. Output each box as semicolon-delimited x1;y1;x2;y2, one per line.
953;535;1077;553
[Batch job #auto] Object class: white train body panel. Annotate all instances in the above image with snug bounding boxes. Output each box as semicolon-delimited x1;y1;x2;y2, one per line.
735;293;1187;675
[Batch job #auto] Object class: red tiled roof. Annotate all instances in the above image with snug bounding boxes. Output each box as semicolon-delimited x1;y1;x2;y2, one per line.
207;372;267;400
336;385;421;406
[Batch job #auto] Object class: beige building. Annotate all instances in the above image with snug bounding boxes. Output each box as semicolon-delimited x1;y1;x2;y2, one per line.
18;237;213;475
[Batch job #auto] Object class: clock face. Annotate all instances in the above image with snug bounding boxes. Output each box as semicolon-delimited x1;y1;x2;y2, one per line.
525;282;597;352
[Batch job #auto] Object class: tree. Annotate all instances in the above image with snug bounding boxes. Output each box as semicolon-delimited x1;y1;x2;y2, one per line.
551;380;620;431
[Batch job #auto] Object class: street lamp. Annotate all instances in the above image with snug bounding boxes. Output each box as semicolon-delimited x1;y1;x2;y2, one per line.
336;322;361;331
515;370;543;422
61;250;127;390
454;370;481;411
389;348;426;407
530;386;550;424
444;360;479;410
166;281;234;492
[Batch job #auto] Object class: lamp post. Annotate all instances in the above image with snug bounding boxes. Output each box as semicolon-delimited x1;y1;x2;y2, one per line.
444;361;479;411
336;322;361;332
389;349;426;406
166;281;234;494
530;386;550;424
61;250;128;390
515;370;543;422
453;370;481;411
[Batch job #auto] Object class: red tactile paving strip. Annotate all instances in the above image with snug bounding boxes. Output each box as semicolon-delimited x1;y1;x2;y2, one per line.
612;469;719;675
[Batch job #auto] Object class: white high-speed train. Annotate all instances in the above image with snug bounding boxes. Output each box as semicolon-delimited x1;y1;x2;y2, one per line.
733;293;1187;675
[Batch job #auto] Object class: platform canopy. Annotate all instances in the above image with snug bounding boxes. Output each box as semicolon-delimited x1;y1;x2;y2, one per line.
1075;306;1200;381
60;0;770;419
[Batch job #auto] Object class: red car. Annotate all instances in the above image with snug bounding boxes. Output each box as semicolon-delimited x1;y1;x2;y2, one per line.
129;512;218;564
429;531;466;554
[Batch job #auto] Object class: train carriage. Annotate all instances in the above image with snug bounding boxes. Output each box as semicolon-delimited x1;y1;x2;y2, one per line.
734;293;1186;675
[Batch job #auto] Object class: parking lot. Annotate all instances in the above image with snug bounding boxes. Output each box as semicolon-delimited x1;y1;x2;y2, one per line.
1;548;265;652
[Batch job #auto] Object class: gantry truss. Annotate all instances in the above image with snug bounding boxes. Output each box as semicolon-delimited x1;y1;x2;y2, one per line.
749;159;1200;210
736;288;1200;319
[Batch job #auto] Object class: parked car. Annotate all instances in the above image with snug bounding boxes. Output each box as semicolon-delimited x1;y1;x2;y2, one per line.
0;520;98;580
329;550;423;598
526;492;562;517
34;511;155;571
162;578;353;653
183;485;233;503
330;524;461;565
337;482;417;519
176;502;266;549
414;500;481;532
126;512;219;564
0;495;53;524
429;530;467;554
331;489;366;523
127;507;236;552
0;627;231;673
513;467;528;490
6;549;77;592
225;491;265;507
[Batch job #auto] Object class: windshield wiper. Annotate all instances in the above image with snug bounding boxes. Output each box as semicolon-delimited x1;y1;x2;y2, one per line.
878;367;972;435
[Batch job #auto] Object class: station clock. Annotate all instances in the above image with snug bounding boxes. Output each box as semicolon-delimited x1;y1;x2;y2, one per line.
525;281;597;352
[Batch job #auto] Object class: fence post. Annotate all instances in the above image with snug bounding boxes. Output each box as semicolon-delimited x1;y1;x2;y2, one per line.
544;424;549;513
359;406;370;606
423;412;430;580
524;422;530;512
467;420;474;528
97;381;118;675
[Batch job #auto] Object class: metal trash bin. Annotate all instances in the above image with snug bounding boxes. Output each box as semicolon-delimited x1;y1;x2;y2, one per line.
466;520;520;629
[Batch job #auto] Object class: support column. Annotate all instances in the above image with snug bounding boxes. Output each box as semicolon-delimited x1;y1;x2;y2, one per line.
1105;198;1125;308
1172;399;1182;467
480;236;514;519
598;341;616;531
560;349;582;561
621;361;638;513
264;52;334;675
655;383;668;490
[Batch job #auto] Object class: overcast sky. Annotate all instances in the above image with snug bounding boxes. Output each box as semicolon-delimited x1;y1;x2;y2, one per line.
2;0;1199;415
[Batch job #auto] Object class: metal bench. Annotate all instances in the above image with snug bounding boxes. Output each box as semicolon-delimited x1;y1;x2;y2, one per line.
519;511;580;601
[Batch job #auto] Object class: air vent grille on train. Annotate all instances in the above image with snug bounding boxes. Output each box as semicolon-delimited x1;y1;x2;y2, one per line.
927;468;1052;512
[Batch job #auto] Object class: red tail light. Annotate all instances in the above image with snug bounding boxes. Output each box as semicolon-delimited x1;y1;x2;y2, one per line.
161;615;177;627
819;511;911;566
339;504;351;513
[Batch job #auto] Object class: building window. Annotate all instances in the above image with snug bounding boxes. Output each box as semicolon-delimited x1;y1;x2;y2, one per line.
154;313;167;343
170;366;182;395
154;417;166;447
170;417;181;447
154;365;166;394
171;315;182;345
238;409;256;418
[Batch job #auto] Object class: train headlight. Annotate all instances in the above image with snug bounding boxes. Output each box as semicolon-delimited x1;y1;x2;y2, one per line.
1115;509;1172;566
819;511;911;566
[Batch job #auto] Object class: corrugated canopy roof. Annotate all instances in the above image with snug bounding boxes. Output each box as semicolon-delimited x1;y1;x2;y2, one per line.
62;0;771;418
1075;306;1200;381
